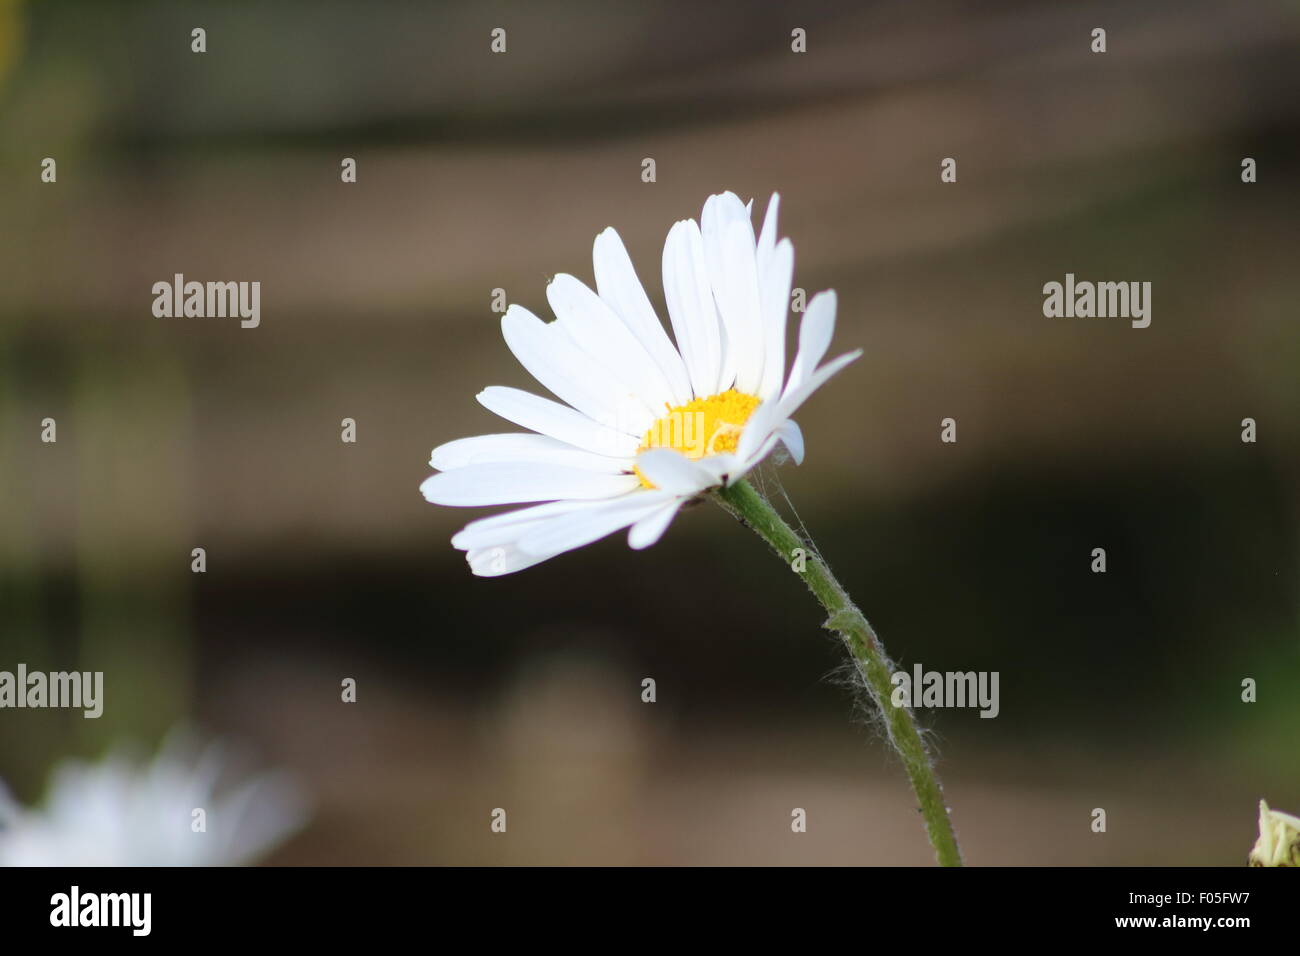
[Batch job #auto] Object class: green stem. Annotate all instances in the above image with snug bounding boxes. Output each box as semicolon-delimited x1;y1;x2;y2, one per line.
711;478;963;867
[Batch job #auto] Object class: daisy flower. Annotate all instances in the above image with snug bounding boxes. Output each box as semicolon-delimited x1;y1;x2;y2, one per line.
420;190;861;576
0;729;307;866
422;191;962;865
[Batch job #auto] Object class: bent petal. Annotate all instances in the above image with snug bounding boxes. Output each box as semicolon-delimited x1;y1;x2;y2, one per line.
450;499;604;551
635;447;718;496
785;290;838;397
515;491;675;556
628;498;684;549
775;419;805;465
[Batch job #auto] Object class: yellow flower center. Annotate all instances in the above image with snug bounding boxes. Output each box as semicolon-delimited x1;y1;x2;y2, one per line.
634;388;761;489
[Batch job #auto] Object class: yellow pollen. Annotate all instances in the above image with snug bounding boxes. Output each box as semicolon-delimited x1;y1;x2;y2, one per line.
634;388;761;489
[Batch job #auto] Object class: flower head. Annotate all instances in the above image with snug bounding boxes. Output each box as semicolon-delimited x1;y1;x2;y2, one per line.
0;730;307;866
1249;799;1300;866
422;191;860;575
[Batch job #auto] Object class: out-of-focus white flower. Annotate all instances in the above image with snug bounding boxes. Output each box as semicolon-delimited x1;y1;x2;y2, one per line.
1249;799;1300;867
0;729;308;866
421;190;860;576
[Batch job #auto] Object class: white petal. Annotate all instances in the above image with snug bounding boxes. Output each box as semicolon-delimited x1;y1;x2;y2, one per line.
662;220;723;399
467;544;557;577
735;346;845;471
777;349;862;422
593;228;692;406
775;419;804;465
702;191;754;244
430;433;632;473
715;310;736;395
420;462;639;506
477;386;640;458
785;290;837;397
635;448;717;495
516;492;673;556
451;500;597;550
702;194;763;394
736;398;785;464
501;304;654;433
546;273;674;413
755;193;780;266
716;220;766;394
627;499;684;549
758;238;793;400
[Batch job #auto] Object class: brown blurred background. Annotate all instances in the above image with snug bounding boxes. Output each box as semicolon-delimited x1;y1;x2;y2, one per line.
1;0;1297;864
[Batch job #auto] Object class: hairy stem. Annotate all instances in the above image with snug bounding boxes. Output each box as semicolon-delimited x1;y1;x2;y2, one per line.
711;478;963;867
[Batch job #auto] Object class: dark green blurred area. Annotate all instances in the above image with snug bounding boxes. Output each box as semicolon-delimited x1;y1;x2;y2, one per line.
1;0;1297;864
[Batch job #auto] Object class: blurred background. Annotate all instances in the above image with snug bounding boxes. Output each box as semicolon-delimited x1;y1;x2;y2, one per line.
1;0;1297;865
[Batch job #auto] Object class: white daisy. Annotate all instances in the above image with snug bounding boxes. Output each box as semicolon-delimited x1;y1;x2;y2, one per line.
0;730;307;866
421;191;861;576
